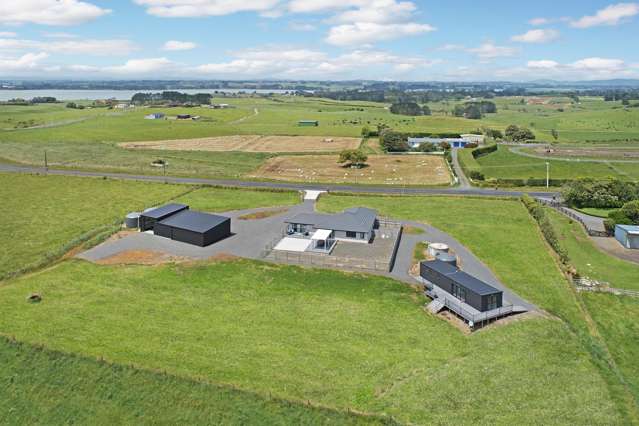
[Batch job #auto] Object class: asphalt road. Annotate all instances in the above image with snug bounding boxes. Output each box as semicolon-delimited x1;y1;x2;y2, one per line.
0;163;558;198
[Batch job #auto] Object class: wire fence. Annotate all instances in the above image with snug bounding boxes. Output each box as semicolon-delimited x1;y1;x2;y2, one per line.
536;198;610;237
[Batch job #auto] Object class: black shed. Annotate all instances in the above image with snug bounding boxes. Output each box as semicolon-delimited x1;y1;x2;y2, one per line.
139;203;189;231
154;210;231;247
420;259;502;312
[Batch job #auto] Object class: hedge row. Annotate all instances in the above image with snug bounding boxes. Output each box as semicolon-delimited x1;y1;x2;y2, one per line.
471;144;498;159
521;195;570;265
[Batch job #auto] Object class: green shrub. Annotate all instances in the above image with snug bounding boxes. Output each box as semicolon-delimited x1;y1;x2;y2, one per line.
521;195;569;264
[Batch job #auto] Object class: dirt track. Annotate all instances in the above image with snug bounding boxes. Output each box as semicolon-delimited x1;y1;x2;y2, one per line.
120;135;361;153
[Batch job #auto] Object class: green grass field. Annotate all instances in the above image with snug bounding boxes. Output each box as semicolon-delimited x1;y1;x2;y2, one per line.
458;145;639;183
0;337;379;425
0;173;299;279
0;259;622;425
1;95;638;183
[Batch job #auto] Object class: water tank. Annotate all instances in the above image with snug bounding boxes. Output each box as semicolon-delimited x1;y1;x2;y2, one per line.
436;252;457;267
427;242;450;258
125;212;141;229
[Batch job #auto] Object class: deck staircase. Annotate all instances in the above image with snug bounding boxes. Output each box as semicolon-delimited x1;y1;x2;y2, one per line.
426;299;445;314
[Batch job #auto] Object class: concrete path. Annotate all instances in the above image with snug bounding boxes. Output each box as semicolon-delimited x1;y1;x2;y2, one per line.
0;163;558;198
450;149;471;189
564;207;607;233
388;221;535;311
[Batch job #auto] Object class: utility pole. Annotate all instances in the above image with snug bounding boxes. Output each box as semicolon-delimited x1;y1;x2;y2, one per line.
163;161;167;183
44;150;48;174
546;162;550;189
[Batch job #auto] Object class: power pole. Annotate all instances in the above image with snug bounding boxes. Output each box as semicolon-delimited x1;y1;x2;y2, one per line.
44;150;48;174
163;162;167;183
546;162;550;189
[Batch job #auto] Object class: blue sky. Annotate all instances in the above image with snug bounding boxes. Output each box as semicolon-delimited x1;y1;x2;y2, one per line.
0;0;638;80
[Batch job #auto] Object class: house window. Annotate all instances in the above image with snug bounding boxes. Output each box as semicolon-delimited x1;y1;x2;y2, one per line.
359;232;365;239
451;284;466;303
346;231;357;238
487;294;498;310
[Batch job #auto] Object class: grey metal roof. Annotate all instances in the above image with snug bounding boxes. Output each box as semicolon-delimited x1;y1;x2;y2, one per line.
448;270;501;296
141;203;188;219
285;207;376;233
158;210;229;233
421;259;458;276
421;259;501;296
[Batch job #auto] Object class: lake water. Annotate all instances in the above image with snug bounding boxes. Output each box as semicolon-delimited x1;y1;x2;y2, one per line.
0;88;292;101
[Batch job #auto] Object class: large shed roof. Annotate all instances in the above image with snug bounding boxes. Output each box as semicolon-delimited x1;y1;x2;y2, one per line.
158;210;229;233
617;224;639;235
285;207;376;233
141;203;188;219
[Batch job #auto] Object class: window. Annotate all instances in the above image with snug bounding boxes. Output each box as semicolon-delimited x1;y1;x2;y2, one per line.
487;294;498;310
359;232;365;239
452;284;466;303
346;231;357;238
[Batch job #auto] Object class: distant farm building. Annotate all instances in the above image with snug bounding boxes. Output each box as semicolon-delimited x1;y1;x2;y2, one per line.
615;225;639;249
408;134;484;149
144;112;165;120
177;114;192;120
298;120;319;127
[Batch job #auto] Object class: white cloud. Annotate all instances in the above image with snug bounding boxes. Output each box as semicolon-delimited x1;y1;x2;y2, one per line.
571;57;625;70
162;40;196;51
0;32;17;37
288;21;316;31
571;2;639;28
0;0;110;26
0;38;137;55
527;60;560;69
288;0;356;13
326;22;434;46
0;52;48;72
436;43;465;51
511;29;559;43
105;57;177;74
468;43;518;59
333;0;416;24
529;17;549;25
134;0;280;17
194;46;437;78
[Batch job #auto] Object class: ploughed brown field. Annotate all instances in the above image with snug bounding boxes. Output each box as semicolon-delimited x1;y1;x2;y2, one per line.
119;135;361;153
249;154;452;185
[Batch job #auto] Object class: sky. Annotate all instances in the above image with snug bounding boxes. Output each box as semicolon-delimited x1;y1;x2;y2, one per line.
0;0;638;81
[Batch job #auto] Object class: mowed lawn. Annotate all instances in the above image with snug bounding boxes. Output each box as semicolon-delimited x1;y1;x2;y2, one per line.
317;194;586;326
0;337;379;426
546;208;639;291
0;173;188;279
0;259;621;425
175;186;300;212
0;174;300;279
458;145;639;183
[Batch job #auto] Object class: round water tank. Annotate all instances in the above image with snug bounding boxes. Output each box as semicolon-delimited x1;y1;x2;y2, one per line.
436;252;457;266
125;212;140;229
427;242;450;258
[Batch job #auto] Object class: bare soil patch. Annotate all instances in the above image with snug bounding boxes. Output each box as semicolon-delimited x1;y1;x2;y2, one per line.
96;250;189;265
238;208;288;220
119;135;361;153
250;154;451;185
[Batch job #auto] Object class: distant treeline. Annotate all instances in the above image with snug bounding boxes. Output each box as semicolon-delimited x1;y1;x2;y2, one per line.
2;97;57;105
131;91;212;105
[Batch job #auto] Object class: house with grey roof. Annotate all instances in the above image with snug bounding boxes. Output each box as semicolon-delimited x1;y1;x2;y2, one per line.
284;207;378;247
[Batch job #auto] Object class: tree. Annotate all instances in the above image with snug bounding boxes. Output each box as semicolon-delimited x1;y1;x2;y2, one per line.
464;104;482;119
439;141;451;151
452;105;465;117
551;129;559;141
504;124;535;142
361;126;371;137
338;149;368;168
484;128;503;139
413;142;436;152
422;104;432;116
380;129;409;152
389;102;423;116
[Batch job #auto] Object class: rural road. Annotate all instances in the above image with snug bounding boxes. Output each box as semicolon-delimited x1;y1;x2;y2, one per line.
451;149;471;189
0;162;559;198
